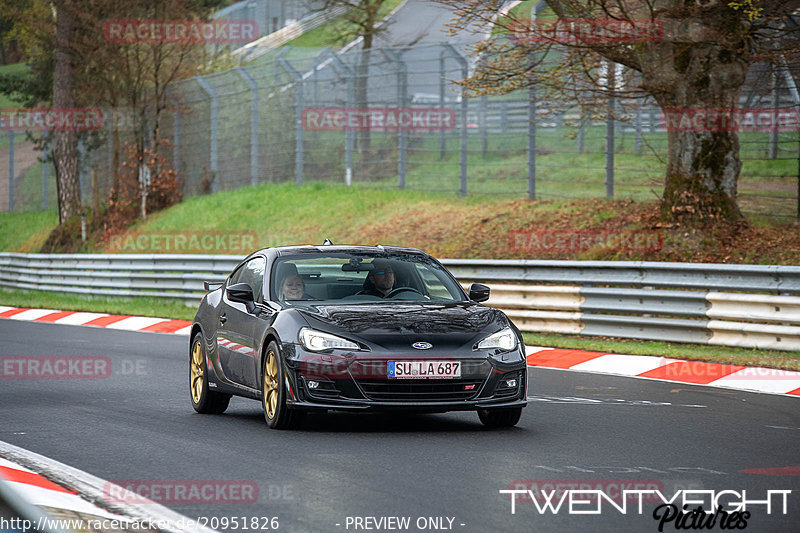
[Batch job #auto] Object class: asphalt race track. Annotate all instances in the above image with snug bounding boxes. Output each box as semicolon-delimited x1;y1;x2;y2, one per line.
1;319;799;532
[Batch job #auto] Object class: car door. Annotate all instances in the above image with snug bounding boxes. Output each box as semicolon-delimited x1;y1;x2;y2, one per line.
217;257;266;390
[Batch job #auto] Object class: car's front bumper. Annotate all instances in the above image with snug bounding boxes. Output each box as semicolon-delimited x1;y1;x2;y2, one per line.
283;344;528;412
286;397;527;413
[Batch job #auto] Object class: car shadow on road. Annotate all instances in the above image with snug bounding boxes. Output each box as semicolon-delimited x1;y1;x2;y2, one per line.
219;407;529;434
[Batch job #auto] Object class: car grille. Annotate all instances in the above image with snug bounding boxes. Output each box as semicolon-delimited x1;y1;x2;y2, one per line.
356;378;484;402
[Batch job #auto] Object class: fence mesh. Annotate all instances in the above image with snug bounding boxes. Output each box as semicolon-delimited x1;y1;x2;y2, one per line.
1;40;798;219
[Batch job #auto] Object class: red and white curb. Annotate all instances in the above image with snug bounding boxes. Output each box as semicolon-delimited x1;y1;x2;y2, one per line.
0;441;213;533
526;346;800;398
2;305;798;398
0;456;130;521
0;306;192;334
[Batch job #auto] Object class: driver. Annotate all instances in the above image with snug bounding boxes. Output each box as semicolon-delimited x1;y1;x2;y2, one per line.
361;258;396;297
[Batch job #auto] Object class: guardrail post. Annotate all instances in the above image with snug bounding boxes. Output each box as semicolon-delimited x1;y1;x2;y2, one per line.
195;76;219;192
235;66;260;187
7;131;13;211
605;62;616;199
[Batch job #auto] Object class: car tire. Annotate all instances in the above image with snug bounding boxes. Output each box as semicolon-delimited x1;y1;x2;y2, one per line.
261;341;299;429
190;333;231;414
477;407;522;428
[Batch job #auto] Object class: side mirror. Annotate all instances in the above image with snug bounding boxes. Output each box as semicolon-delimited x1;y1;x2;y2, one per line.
468;283;490;303
227;282;255;312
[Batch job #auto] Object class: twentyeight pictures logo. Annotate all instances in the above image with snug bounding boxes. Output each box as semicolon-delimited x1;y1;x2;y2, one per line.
500;487;792;531
103;19;257;43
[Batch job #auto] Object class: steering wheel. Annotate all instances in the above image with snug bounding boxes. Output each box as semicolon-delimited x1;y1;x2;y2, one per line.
384;287;422;299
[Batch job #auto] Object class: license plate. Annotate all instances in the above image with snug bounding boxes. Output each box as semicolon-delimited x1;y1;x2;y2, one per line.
388;361;461;379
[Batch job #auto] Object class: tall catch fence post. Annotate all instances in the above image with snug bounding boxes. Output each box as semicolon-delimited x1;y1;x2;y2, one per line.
7;132;13;211
195;76;219;192
605;62;616;199
277;54;304;185
235;66;260;187
327;51;355;186
439;54;446;160
528;86;536;200
441;44;468;197
380;49;408;190
480;95;488;157
42;145;49;210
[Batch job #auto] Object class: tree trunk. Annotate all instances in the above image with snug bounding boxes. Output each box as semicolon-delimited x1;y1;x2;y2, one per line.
637;28;750;224
52;0;80;225
661;126;743;222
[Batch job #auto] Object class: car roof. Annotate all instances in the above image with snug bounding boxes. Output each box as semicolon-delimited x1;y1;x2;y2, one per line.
267;244;428;257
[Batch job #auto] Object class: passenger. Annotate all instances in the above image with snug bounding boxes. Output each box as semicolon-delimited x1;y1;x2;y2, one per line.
360;258;396;297
276;263;312;301
280;274;306;301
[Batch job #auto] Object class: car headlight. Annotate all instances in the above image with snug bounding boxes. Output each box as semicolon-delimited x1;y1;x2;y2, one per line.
477;327;518;351
299;328;360;351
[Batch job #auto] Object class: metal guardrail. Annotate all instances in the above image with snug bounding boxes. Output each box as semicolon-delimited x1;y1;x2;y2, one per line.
233;6;349;60
1;253;799;351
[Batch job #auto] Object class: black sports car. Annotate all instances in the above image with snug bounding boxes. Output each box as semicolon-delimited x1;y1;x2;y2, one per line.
189;244;527;429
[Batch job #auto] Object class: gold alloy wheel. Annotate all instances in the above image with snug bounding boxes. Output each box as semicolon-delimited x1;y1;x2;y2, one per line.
264;350;279;419
190;341;204;404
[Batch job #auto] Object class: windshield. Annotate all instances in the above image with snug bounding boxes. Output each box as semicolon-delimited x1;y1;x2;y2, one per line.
270;253;465;305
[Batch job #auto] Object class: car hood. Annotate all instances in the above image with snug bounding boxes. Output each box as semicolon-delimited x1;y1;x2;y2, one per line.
295;302;507;352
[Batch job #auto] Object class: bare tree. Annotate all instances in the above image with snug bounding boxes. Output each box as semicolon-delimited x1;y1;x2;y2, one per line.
440;0;799;224
313;0;394;152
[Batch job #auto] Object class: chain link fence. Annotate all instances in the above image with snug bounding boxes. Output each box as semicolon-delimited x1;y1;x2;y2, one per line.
1;40;799;219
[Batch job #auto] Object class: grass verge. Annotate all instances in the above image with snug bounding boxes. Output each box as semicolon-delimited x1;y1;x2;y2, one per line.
523;332;800;371
0;210;58;252
286;0;405;48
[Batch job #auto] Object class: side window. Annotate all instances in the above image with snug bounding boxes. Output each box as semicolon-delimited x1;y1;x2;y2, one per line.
240;257;266;303
228;264;246;287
